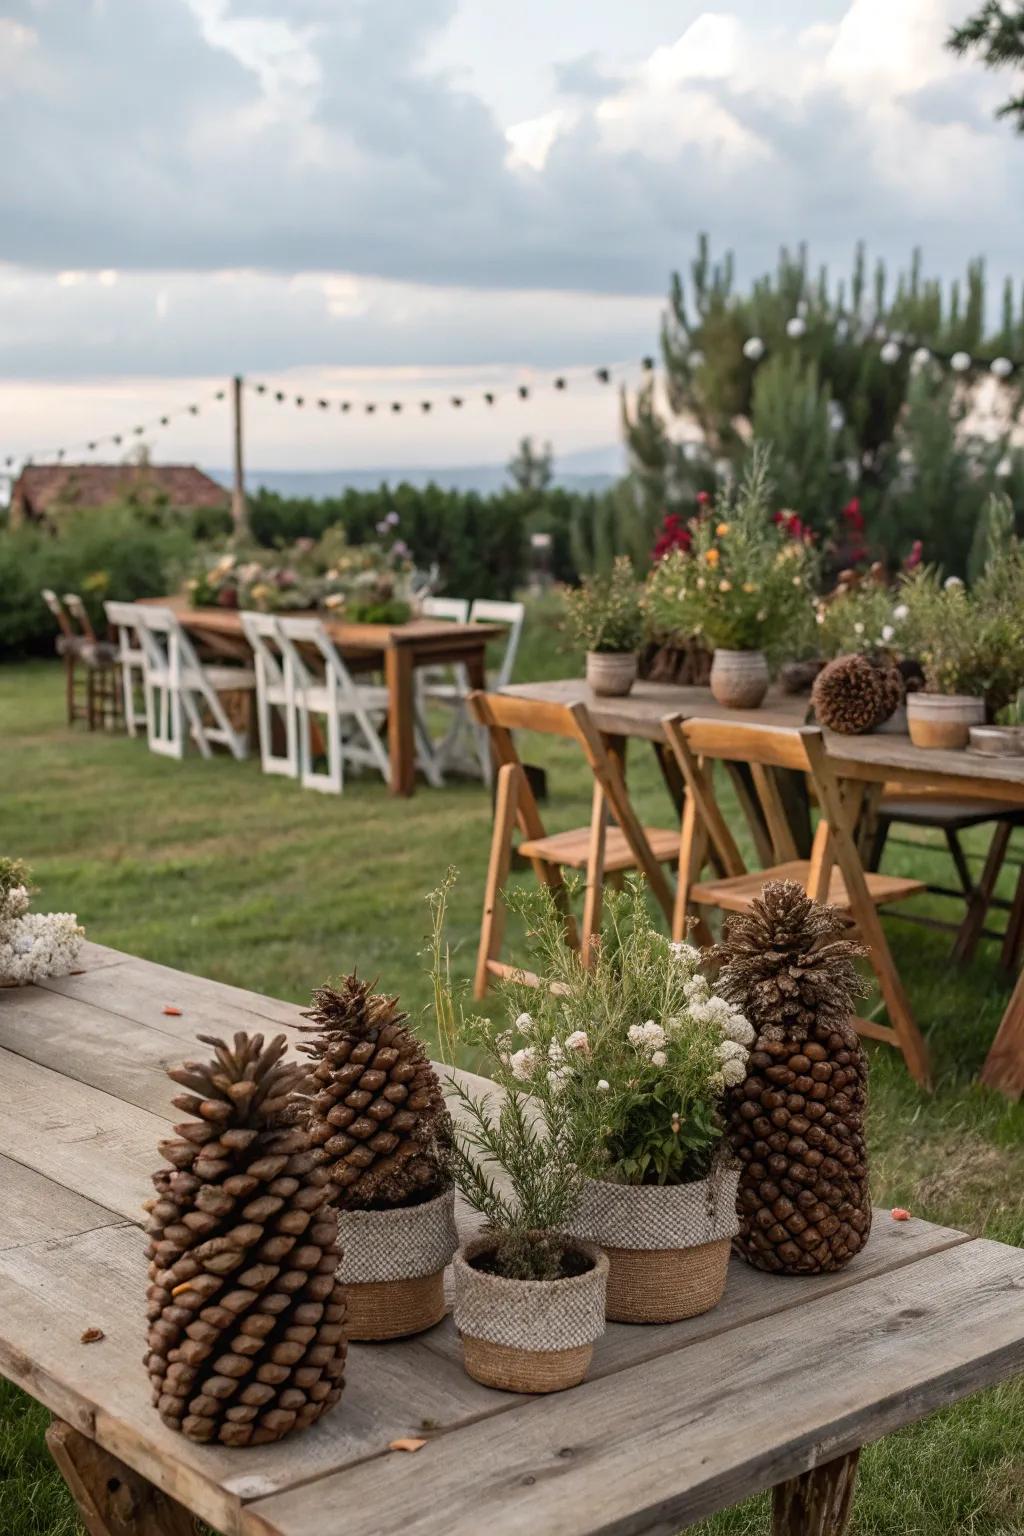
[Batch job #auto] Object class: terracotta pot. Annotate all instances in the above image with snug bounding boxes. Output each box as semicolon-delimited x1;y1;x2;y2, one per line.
907;693;985;750
568;1166;740;1324
336;1187;458;1341
452;1237;608;1393
709;649;770;710
586;651;637;697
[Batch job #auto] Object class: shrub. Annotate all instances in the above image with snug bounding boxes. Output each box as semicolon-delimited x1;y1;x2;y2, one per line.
563;555;644;653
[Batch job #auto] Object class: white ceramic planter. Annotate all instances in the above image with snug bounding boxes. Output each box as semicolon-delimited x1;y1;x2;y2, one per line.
709;649;770;710
336;1187;458;1340
453;1237;608;1393
907;693;985;751
568;1165;740;1324
586;651;637;697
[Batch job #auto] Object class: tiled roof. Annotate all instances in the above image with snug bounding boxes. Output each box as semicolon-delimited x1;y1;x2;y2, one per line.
12;463;229;517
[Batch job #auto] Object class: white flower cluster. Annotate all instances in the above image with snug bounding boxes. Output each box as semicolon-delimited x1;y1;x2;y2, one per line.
0;883;29;925
0;911;84;986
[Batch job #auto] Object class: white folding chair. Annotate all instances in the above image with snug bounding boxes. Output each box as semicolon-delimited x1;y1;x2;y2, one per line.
276;616;393;794
240;611;299;779
104;601;149;737
418;598;526;784
469;599;525;690
136;606;254;761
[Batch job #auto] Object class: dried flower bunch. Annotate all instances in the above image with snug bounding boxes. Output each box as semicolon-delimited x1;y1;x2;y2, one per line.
643;449;816;656
0;856;83;986
296;972;452;1211
563;555;645;654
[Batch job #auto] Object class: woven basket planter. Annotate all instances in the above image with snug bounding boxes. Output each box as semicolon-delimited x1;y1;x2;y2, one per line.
452;1236;608;1393
337;1187;458;1341
569;1165;740;1324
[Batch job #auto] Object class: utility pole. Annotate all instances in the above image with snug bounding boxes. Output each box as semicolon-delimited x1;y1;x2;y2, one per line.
230;374;249;540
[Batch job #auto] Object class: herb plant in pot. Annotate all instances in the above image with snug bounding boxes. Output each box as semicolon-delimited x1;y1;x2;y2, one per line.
296;974;457;1341
429;882;607;1393
646;450;816;710
900;571;990;749
564;556;644;697
498;882;753;1325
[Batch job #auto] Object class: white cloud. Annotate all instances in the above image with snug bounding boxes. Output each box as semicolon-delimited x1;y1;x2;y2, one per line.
506;108;576;171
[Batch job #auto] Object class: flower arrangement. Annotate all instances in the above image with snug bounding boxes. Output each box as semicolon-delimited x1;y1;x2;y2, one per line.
0;858;83;987
815;579;909;661
645;451;816;658
186;518;418;623
563;556;645;655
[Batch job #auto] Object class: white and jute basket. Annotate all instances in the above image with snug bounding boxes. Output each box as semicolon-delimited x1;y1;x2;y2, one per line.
337;1187;459;1341
569;1164;740;1324
452;1236;608;1394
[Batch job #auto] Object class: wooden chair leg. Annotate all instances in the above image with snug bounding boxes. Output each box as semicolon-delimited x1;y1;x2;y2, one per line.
581;783;606;969
772;1448;860;1536
474;763;521;999
46;1419;195;1536
953;820;1013;966
980;962;1024;1099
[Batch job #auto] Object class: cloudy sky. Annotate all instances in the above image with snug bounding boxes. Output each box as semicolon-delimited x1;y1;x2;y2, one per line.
1;0;1020;472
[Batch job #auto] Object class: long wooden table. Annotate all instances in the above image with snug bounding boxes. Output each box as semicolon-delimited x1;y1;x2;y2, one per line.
136;596;503;796
2;944;1024;1535
502;678;1024;1098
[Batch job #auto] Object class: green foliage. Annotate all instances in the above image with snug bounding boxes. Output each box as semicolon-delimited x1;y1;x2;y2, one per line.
899;561;1024;709
563;555;645;652
477;879;753;1188
625;235;1024;574
427;876;582;1281
0;502;194;659
643;450;817;655
948;2;1024;131
506;436;553;495
968;491;1017;583
815;581;907;659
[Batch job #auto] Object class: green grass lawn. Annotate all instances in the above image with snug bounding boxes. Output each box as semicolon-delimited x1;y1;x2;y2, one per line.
2;629;1023;1534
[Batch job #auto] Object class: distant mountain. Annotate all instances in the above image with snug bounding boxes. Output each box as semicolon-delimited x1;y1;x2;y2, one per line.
205;443;625;500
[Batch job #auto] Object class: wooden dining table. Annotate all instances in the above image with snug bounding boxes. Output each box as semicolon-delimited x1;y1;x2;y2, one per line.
2;943;1023;1536
501;677;1024;1100
136;596;503;797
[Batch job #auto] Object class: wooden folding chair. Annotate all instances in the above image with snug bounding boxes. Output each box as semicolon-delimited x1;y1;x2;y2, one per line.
662;714;932;1086
468;690;678;997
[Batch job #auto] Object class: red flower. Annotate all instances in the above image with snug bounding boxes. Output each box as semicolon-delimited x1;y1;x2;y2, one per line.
652;511;692;562
841;496;865;533
904;539;924;570
773;509;814;543
695;490;711;507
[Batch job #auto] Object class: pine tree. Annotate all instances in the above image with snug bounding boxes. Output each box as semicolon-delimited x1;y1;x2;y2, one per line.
948;4;1024;132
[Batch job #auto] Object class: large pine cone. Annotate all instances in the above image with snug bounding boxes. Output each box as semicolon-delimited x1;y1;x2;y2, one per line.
144;1033;347;1446
812;653;888;734
728;1023;871;1274
713;882;871;1275
297;973;452;1210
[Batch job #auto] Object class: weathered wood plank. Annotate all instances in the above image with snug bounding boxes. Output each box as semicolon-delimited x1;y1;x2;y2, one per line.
0;1152;123;1252
0;1048;164;1221
431;1211;971;1379
46;1419;197;1536
246;1239;1024;1536
0;1222;513;1536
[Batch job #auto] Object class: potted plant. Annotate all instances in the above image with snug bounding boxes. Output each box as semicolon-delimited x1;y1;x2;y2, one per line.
900;570;993;749
0;857;83;988
294;973;458;1341
564;556;645;696
480;881;753;1326
429;882;607;1392
645;450;816;709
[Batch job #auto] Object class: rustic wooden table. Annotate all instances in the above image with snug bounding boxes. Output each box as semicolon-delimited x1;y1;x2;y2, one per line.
136;596;503;796
2;945;1023;1535
502;678;1024;1099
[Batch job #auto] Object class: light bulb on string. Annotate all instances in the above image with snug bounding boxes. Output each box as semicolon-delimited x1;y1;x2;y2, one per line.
912;346;932;368
880;341;901;365
950;351;972;373
991;357;1014;379
742;336;765;361
785;317;806;339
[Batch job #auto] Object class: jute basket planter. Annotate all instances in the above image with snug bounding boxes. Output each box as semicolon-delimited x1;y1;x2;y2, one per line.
907;692;985;750
709;649;770;710
569;1165;740;1324
337;1187;458;1341
452;1236;608;1393
586;650;637;697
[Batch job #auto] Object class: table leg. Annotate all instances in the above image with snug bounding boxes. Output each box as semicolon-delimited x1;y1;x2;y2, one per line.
46;1420;196;1536
979;964;1024;1099
771;1448;860;1535
385;642;416;796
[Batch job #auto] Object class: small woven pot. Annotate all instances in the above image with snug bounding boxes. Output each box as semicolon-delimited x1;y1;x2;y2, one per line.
907;692;985;750
337;1187;458;1341
710;649;769;710
569;1166;740;1324
586;651;637;697
453;1237;608;1393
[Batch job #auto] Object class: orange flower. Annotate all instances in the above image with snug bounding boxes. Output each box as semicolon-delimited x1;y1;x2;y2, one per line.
704;548;720;567
716;522;730;537
890;1207;911;1222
